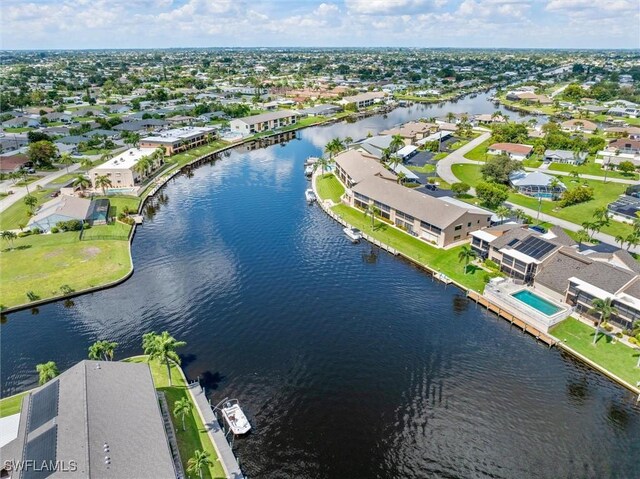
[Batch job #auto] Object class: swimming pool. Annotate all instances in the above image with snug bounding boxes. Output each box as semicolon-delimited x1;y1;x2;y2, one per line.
511;290;562;316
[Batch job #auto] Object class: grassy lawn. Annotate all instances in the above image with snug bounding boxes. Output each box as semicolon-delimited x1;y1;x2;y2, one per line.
77;148;115;156
548;159;638;181
81;222;132;240
0;189;53;230
4;127;33;133
408;163;435;174
594;114;640;127
15;176;40;187
550;317;640;386
0;232;131;309
0;392;28;418
497;95;558;115
332;203;487;292
450;164;633;237
125;357;225;479
49;173;80;185
315;174;345;203
463;138;493;161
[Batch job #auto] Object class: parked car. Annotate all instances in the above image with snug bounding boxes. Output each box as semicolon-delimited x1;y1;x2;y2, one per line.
530;225;547;234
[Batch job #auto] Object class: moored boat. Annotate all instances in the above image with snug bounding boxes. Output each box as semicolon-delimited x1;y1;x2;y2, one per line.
343;227;362;243
220;399;251;435
305;189;316;203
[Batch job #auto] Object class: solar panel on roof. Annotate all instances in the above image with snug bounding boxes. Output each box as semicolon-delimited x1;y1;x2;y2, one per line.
24;425;58;479
514;236;556;260
507;238;520;247
28;380;59;433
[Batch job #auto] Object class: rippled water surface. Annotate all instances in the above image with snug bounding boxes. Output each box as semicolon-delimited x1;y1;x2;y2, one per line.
2;94;638;478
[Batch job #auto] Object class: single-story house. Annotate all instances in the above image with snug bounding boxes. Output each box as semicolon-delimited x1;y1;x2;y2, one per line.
560;119;597;133
2;117;40;128
607;139;640;155
297;104;343;117
27;195;106;232
0;153;29;173
543;149;587;165
509;171;566;198
488;143;533;161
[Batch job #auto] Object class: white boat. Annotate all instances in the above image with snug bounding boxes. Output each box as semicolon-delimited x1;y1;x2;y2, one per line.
305;189;316;203
220;399;251;435
305;156;320;167
343;227;362;243
304;165;314;177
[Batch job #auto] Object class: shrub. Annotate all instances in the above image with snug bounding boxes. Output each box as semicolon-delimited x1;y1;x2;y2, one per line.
60;284;74;294
451;182;471;197
51;227;59;234
31;227;42;235
615;332;623;338
628;337;638;345
559;186;594;207
18;231;32;237
26;291;39;301
484;259;500;270
602;322;614;332
55;220;82;232
483;271;504;283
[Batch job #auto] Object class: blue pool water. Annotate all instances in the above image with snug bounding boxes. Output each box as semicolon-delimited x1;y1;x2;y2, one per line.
512;289;562;316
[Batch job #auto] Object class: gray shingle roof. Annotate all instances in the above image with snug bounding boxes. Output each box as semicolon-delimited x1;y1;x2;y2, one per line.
534;248;593;294
2;360;176;479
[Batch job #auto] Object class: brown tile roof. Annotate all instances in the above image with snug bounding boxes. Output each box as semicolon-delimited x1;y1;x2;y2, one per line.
489;143;533;155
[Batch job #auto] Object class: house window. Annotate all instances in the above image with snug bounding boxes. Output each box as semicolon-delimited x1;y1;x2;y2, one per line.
454;224;462;231
454;235;461;241
467;222;471;227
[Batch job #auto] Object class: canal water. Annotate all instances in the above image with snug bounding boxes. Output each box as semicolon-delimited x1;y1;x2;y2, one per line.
2;93;638;478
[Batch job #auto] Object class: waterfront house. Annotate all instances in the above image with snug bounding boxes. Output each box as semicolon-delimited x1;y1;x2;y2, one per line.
297;104;343;117
139;126;217;155
607;139;640;155
0;360;178;479
487;143;533;161
334;150;491;247
543;149;587;165
27;195;106;232
229;110;299;136
380;121;437;145
89;147;160;189
113;119;168;133
337;91;386;110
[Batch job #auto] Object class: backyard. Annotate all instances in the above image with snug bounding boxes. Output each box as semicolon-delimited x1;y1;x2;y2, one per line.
331;203;488;292
0;189;54;230
550;317;640;387
315;173;345;203
0;231;131;309
125;356;226;479
548;159;638;181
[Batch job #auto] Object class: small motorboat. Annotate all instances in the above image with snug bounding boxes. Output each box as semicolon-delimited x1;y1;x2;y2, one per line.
343;227;362;243
305;156;320;167
304;165;314;177
220;399;251;435
305;189;316;203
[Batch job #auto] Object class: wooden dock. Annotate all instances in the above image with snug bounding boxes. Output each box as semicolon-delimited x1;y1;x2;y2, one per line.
467;291;557;346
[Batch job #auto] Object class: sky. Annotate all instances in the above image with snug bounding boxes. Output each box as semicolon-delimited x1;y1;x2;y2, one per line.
2;0;639;50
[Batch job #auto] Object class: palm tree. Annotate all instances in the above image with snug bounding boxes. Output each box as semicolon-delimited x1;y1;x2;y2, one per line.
615;235;626;249
59;153;74;173
23;195;38;214
390;134;404;154
343;136;353;146
496;205;510;223
133;156;152;179
513;208;526;224
575;229;589;248
187;450;214;479
548;177;562;198
625;233;640;252
80;158;94;170
142;331;186;386
73;174;91;191
173;397;192;431
457;246;477;275
312;156;332;176
446;111;456;123
88;340;118;361
593;206;610;226
324;138;345;160
396;171;406;185
364;203;380;227
36;361;59;385
94;175;112;195
1;230;17;250
589;297;617;345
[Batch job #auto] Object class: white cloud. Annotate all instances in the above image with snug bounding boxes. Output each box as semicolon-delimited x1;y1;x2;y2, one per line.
345;0;443;15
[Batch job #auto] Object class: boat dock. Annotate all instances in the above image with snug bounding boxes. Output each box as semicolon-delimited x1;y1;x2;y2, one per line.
187;382;245;479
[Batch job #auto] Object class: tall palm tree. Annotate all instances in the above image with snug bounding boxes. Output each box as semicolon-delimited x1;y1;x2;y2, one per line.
324;138;344;160
513;208;526;224
80;158;94;170
142;331;186;386
95;175;113;195
396;171;406;185
36;361;59;385
575;229;590;249
364;203;380;227
187;450;214;479
625;232;640;252
173;397;192;431
589;297;617;345
390;134;405;154
615;235;626;249
1;230;17;250
457;246;477;275
312;156;332;176
73;174;91;191
59;153;74;173
23;195;38;214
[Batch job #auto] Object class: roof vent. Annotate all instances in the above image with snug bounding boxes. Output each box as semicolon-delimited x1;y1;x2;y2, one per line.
96;364;101;369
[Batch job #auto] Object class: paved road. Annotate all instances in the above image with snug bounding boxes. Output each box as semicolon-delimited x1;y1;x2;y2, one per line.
436;131;491;185
0;163;81;213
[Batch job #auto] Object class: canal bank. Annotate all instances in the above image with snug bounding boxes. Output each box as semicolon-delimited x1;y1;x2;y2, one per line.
312;171;640;397
3;90;639;479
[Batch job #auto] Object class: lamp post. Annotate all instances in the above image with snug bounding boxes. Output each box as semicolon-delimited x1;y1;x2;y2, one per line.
536;196;542;224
